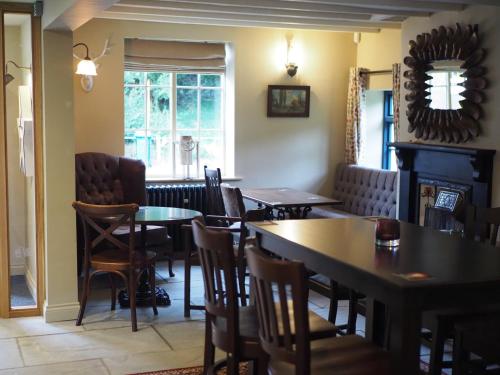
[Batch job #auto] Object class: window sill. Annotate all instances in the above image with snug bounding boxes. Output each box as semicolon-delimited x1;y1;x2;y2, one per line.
146;177;242;184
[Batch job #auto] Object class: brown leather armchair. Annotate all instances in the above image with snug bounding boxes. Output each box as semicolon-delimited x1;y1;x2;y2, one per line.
75;152;172;276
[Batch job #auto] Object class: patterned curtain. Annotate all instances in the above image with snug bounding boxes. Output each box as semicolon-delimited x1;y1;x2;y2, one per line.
345;67;368;165
392;63;401;141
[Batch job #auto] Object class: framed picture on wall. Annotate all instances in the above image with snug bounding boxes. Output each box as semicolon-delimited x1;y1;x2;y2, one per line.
267;85;310;117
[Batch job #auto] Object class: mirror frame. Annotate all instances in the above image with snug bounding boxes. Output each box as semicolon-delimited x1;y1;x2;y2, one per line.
403;24;487;143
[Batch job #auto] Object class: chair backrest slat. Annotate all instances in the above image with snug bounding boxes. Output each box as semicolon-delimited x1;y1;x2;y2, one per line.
204;166;226;216
221;185;246;218
247;247;311;374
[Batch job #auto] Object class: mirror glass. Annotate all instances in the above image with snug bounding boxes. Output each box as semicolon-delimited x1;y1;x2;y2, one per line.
4;12;37;309
426;60;465;110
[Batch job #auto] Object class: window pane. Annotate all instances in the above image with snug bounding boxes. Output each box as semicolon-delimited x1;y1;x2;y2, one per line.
427;71;447;86
124;71;144;85
125;86;145;130
429;86;447;109
200;129;222;138
201;74;221;87
201;89;221;129
147;131;172;177
176;88;198;129
124;130;148;162
199;138;223;169
450;85;465;110
147;72;170;86
149;87;170;130
177;73;197;86
450;71;465;85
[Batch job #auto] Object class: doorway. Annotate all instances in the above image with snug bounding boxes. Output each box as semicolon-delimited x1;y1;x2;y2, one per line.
0;3;43;317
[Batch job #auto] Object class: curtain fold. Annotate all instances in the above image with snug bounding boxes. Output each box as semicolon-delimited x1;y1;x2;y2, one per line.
392;63;401;142
345;67;367;165
124;39;226;72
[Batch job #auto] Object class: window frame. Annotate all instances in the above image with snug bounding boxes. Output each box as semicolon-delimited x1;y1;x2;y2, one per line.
123;71;226;179
381;90;394;171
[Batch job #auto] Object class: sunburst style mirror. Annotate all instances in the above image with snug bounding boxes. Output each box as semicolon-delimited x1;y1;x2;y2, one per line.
404;24;487;143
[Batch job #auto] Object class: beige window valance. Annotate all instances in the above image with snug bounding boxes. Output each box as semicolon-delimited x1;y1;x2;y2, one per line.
124;39;226;72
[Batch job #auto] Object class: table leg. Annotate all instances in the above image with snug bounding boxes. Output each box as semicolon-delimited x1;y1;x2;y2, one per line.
387;302;422;375
118;224;171;308
365;298;387;347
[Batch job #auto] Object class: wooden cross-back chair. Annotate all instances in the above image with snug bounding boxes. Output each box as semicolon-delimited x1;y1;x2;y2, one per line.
73;201;158;332
191;218;267;375
246;247;391;375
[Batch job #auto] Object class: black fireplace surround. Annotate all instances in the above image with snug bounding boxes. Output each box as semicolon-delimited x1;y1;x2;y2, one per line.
391;142;496;224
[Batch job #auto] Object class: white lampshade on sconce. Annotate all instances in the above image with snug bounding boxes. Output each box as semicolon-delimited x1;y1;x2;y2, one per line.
75;58;97;76
73;43;97;76
73;39;111;92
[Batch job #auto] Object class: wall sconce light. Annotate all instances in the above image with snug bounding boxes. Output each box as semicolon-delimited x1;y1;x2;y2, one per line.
4;60;31;86
285;35;298;77
73;39;111;92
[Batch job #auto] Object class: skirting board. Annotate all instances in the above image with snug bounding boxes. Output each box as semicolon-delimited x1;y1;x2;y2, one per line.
25;265;37;303
43;301;80;323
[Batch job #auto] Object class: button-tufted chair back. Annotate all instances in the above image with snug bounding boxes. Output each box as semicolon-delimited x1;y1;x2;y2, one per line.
75;152;146;205
333;163;397;219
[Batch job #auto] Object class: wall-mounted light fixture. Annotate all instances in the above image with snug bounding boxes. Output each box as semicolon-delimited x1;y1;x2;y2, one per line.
5;60;31;86
285;34;298;77
73;39;111;92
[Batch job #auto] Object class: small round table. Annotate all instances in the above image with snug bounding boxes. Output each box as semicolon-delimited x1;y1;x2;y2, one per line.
118;206;202;308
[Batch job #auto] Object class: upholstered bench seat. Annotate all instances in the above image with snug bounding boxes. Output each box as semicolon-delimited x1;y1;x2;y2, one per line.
310;163;397;219
307;163;397;330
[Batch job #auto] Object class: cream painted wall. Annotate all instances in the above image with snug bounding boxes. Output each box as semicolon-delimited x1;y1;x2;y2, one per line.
74;19;357;196
357;29;401;90
42;30;80;321
401;6;500;206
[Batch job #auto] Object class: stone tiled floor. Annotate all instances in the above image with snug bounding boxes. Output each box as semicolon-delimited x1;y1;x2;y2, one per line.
0;261;440;374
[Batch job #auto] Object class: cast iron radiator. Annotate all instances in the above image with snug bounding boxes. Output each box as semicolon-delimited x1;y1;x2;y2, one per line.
146;184;207;255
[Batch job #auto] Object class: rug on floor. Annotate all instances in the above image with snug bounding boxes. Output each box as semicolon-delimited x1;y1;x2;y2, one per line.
129;364;248;375
129;361;444;375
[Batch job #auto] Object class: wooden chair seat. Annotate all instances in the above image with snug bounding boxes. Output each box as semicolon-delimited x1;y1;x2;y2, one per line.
214;304;338;347
269;335;391;375
90;249;157;270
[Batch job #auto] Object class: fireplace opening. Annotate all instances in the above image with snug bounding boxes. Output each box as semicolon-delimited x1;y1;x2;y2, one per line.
418;180;469;231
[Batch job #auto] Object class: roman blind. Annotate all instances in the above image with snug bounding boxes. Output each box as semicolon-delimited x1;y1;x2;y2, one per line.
124;39;225;72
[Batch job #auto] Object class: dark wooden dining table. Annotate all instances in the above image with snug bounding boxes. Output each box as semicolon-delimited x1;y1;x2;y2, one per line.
247;217;500;374
118;206;202;308
241;187;342;219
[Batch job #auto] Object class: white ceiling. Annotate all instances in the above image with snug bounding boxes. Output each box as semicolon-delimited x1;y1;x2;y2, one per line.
95;0;500;33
